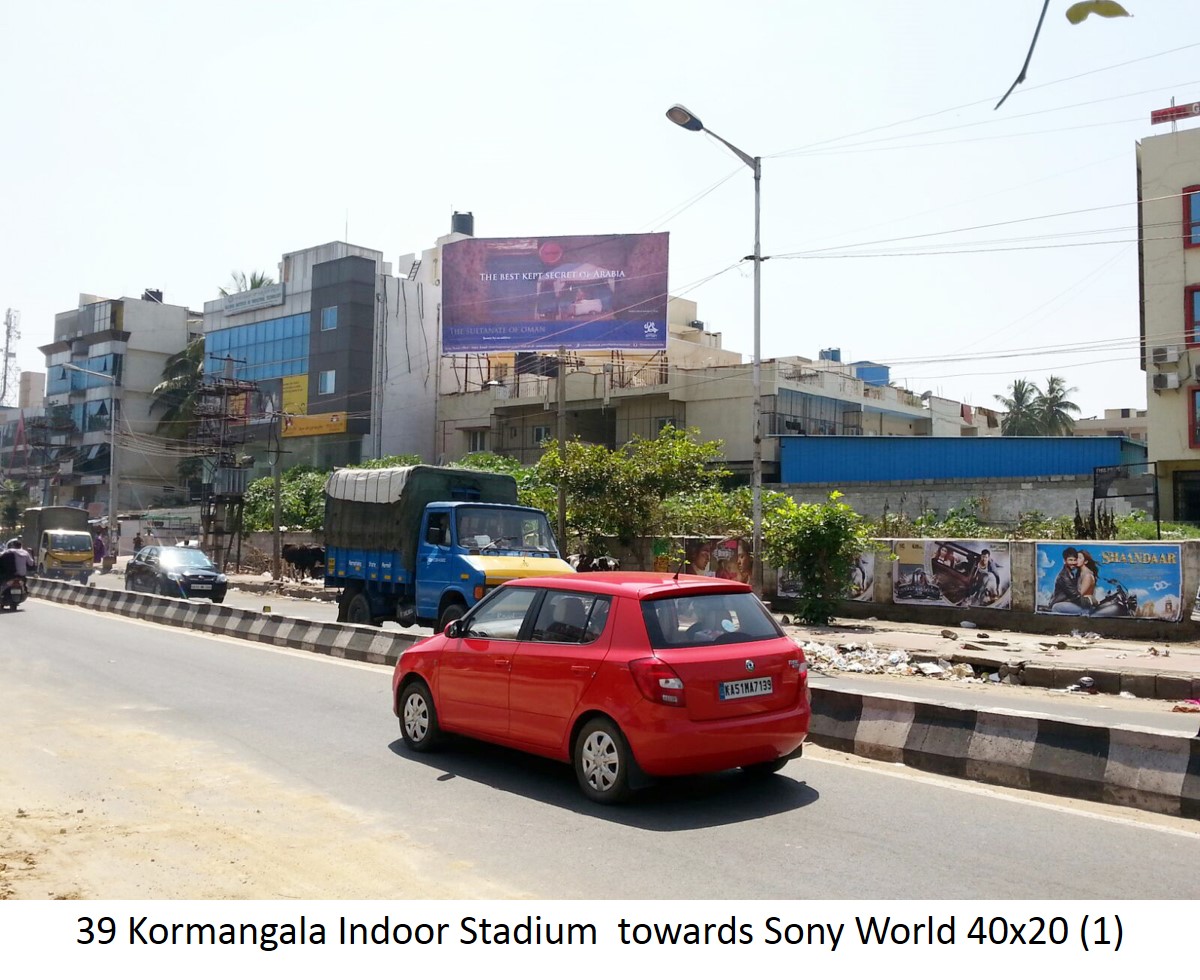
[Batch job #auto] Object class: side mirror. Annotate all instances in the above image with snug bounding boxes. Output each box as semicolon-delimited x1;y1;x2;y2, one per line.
444;619;464;638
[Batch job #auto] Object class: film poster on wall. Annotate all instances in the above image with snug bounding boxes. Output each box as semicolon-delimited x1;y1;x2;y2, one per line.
892;540;1012;609
777;551;875;602
1037;542;1182;621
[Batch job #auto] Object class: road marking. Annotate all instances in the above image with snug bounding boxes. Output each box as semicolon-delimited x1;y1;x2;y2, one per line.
805;744;1200;838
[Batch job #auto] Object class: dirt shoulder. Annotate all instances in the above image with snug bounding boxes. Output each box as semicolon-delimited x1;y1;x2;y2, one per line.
0;675;522;900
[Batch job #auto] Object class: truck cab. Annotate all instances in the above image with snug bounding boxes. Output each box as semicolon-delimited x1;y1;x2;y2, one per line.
323;465;573;631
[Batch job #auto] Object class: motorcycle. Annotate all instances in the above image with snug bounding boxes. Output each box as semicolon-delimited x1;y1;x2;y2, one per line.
1091;577;1138;618
1;575;28;612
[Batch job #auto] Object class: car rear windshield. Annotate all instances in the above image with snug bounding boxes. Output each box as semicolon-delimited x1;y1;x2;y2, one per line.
641;592;784;649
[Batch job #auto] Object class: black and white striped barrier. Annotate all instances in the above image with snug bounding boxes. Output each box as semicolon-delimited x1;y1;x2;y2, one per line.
28;579;414;666
809;686;1200;819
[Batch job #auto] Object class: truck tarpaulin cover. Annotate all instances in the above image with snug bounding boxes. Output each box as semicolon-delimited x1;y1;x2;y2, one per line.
324;466;519;577
440;233;669;353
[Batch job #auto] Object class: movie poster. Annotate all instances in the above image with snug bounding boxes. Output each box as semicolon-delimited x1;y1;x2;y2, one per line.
777;552;875;602
1036;542;1182;621
683;537;751;582
893;540;1012;609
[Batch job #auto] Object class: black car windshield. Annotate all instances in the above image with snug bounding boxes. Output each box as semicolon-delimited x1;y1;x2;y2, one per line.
158;548;215;569
641;591;784;649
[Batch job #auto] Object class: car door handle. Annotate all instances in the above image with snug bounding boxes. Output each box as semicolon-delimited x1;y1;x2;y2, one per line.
571;665;592;674
493;658;511;668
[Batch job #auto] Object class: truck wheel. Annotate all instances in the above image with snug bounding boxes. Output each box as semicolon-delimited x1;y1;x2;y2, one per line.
438;602;467;633
346;593;373;625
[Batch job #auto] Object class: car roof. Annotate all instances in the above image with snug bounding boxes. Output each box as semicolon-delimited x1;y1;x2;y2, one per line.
502;571;753;600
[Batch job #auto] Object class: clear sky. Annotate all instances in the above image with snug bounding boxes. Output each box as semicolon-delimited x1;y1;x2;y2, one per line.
2;0;1196;419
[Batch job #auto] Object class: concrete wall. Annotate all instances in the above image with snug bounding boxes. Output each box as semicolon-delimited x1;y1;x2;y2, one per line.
780;476;1102;525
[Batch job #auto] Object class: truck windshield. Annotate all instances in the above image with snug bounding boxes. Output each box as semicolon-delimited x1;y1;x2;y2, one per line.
456;507;555;553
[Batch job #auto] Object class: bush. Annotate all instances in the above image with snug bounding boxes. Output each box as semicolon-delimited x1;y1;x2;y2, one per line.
762;492;871;626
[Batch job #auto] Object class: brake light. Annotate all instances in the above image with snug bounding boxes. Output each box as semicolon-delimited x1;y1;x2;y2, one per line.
629;658;686;707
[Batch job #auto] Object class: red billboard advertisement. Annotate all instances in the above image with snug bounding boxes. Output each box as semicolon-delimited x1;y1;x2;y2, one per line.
441;233;669;353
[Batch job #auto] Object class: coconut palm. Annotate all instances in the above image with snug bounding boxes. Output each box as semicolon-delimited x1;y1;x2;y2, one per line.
996;378;1042;435
1035;375;1080;435
219;270;275;297
151;336;205;441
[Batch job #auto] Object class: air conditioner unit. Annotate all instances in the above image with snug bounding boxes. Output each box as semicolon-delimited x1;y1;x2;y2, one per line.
1153;372;1181;390
1152;345;1182;365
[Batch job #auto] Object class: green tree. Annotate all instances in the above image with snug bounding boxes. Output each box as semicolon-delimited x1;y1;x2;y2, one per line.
0;479;30;533
535;425;728;561
242;466;327;531
762;491;872;626
350;454;423;470
150;335;207;487
458;451;555;513
219;270;276;297
996;378;1042;435
1035;375;1079;435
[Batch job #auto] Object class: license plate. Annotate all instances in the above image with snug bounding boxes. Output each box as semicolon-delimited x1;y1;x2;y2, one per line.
191;583;212;590
719;677;773;701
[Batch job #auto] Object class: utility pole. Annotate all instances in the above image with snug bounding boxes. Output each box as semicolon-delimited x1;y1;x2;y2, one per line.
2;309;20;406
556;345;567;551
271;421;282;581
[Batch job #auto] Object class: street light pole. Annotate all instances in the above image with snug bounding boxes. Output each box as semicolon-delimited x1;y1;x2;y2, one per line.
666;104;765;594
62;363;119;557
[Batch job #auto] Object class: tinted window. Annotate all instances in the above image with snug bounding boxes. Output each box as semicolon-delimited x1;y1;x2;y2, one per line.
641;592;783;649
530;591;613;645
158;548;215;569
463;587;538;641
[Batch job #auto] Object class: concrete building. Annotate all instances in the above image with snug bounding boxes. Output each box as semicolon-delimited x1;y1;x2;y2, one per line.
434;316;1002;478
200;241;436;478
0;370;48;491
1138;122;1200;518
1074;407;1148;443
39;291;194;517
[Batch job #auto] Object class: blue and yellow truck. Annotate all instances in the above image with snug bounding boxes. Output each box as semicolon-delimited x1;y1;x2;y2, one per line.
324;465;573;630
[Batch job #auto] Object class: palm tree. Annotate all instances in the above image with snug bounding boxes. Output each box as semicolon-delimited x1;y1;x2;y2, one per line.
1036;375;1080;435
996;378;1042;435
219;270;275;297
151;336;205;441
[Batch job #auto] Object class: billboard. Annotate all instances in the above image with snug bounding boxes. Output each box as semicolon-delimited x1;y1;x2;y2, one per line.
1036;542;1181;621
893;540;1012;609
441;233;669;353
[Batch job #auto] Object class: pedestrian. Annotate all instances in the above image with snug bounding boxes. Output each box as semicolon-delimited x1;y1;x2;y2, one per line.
132;531;144;553
93;530;107;569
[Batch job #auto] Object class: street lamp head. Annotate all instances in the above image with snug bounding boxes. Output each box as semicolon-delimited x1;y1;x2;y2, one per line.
666;104;703;132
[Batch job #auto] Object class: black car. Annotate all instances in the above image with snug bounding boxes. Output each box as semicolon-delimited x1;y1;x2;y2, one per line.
125;546;228;602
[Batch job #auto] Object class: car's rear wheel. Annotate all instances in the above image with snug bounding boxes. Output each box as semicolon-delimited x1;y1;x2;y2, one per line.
574;718;632;804
399;680;442;752
742;757;789;778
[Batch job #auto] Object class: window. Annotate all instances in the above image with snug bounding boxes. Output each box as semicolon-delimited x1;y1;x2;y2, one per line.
1191;387;1200;449
462;587;539;641
531;591;612;644
318;369;336;394
655;416;678;433
532;425;551;444
1188;285;1200;346
468;429;487;453
321;306;338;331
1186;186;1200;249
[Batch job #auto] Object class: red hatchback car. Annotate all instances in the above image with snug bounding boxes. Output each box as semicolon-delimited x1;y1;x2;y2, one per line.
391;572;810;803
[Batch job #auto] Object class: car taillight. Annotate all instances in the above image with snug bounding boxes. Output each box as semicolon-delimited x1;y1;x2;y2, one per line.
629;658;686;707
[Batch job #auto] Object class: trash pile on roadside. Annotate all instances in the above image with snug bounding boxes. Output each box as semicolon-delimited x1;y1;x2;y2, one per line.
800;641;983;682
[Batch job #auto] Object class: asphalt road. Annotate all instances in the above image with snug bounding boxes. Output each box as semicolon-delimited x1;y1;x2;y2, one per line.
5;598;1200;899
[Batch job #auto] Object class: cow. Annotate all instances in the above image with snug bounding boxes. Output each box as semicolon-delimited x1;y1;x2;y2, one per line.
567;553;620;573
281;543;326;581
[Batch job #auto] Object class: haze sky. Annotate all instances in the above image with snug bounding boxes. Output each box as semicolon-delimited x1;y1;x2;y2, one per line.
3;1;1197;419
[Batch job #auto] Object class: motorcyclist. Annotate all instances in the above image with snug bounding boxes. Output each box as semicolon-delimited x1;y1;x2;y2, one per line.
1;538;33;607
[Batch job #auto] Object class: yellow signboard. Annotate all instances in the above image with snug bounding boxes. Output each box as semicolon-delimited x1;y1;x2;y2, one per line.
282;374;308;416
281;412;347;438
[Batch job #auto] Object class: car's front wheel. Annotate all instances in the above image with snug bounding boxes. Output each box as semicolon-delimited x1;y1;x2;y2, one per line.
574;718;632;804
399;680;442;752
